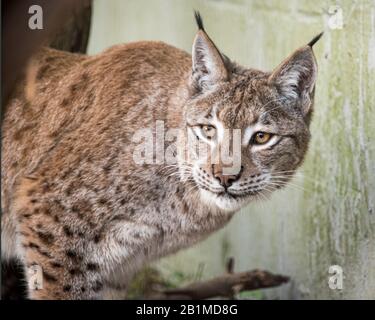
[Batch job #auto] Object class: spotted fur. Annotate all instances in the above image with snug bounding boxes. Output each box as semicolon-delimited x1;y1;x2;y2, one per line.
1;14;320;299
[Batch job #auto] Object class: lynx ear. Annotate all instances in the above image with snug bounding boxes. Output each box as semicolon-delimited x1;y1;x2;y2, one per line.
191;12;228;92
269;45;318;117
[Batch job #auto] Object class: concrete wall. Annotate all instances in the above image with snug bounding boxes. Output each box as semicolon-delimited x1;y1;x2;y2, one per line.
88;0;375;299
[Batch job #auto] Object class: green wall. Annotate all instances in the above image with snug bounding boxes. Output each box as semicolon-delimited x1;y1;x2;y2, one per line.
88;0;375;299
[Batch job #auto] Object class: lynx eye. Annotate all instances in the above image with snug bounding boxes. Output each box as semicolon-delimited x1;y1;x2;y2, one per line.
200;125;216;140
252;132;272;145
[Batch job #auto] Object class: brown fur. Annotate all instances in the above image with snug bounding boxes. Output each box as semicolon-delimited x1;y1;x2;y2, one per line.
1;16;319;299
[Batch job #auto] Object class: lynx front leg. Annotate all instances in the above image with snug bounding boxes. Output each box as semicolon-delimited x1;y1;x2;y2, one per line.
14;177;104;300
18;216;104;300
22;249;85;299
22;248;104;299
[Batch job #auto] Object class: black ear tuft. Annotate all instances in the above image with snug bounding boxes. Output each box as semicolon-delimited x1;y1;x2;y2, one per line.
308;32;324;47
194;10;205;31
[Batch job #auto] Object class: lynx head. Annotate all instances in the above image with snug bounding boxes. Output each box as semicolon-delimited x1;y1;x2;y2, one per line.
180;12;321;211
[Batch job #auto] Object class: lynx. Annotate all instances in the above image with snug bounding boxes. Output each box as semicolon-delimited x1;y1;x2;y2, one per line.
1;13;321;299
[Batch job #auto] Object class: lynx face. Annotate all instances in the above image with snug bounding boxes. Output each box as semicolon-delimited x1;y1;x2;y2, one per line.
180;14;319;211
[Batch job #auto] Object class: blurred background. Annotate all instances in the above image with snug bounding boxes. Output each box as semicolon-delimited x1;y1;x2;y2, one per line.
86;0;375;299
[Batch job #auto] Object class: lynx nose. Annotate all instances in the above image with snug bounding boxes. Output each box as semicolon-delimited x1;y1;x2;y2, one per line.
212;164;242;189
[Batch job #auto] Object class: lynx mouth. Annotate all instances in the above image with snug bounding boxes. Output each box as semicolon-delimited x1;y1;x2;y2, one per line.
194;181;261;201
200;188;258;212
218;190;260;199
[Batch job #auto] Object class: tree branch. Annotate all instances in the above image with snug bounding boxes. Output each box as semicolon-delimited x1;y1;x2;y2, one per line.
151;269;289;300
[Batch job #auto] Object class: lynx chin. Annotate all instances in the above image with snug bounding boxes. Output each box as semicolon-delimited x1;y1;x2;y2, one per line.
1;12;322;299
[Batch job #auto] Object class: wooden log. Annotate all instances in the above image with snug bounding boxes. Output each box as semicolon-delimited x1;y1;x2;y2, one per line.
151;269;289;300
